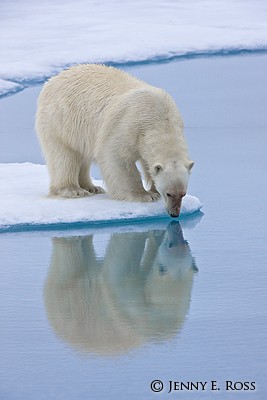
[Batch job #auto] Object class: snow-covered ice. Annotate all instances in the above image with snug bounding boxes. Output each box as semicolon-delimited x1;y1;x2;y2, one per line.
0;79;23;97
0;163;202;230
0;0;266;96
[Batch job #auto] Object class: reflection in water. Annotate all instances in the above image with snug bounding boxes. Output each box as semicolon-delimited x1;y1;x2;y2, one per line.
44;221;198;356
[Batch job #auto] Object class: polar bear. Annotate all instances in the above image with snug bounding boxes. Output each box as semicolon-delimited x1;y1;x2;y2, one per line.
36;64;194;217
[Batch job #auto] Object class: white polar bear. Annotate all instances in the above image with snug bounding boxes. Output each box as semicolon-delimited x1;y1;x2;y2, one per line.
36;64;194;217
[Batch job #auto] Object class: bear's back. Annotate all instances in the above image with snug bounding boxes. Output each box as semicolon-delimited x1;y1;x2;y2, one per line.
36;64;148;137
41;64;145;103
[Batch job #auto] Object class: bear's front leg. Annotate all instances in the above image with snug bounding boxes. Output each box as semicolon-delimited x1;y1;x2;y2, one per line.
101;158;160;202
139;159;159;195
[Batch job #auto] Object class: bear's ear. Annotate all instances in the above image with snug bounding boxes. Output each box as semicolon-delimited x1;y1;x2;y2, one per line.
154;164;163;174
186;160;194;171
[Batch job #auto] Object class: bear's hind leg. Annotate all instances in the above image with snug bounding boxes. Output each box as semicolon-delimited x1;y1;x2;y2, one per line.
47;145;92;198
78;161;105;194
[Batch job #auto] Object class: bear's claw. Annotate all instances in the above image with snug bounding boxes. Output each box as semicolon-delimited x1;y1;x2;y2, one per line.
127;191;161;202
147;191;161;201
86;185;105;194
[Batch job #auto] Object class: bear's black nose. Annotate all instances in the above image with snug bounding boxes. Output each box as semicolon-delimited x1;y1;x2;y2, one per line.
170;213;179;218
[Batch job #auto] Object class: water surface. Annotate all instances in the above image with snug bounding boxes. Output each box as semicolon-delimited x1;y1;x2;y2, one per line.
1;54;267;399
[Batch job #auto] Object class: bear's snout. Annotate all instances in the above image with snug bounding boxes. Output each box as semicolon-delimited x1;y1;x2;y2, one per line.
166;195;184;218
169;208;180;218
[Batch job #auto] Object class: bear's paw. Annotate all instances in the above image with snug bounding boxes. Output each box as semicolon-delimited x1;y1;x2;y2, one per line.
51;187;94;198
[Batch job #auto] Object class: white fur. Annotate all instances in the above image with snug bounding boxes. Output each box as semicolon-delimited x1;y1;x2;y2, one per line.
36;64;194;216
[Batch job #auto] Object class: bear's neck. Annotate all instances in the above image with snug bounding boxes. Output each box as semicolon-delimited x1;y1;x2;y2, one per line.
139;130;189;167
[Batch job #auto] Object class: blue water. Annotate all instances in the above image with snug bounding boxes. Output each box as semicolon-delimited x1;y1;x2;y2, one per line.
1;54;267;400
1;48;267;101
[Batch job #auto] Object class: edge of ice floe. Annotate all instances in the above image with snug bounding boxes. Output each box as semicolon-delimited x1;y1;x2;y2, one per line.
1;47;266;99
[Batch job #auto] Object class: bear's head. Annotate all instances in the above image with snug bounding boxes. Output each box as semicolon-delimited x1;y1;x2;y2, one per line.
152;159;194;218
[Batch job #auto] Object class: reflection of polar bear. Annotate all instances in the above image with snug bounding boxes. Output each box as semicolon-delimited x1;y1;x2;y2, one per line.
36;64;194;217
44;222;197;355
144;221;198;308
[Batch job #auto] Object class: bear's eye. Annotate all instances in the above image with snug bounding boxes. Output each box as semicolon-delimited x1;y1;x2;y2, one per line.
166;193;172;198
154;164;162;174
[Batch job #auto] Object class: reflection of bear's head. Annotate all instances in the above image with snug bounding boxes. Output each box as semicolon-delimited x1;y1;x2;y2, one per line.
144;221;197;307
44;222;197;356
